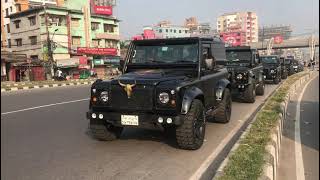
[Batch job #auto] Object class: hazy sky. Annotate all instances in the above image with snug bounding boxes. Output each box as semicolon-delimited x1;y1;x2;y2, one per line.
113;0;319;39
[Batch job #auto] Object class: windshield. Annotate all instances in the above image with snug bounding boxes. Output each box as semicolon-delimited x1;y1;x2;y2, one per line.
261;56;279;64
226;51;251;62
284;59;291;65
130;43;198;64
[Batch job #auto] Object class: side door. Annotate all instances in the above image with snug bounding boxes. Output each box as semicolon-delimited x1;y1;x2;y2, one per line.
200;43;215;109
252;53;263;84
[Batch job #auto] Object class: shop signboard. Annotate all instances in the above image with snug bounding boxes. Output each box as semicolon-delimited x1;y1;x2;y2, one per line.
77;48;117;56
274;35;284;44
91;0;116;16
56;58;79;67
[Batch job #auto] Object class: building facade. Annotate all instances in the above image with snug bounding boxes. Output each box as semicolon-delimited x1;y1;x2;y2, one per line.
217;12;258;45
6;2;120;80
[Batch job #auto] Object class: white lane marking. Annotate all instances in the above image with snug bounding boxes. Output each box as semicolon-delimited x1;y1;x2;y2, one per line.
294;75;317;180
1;98;89;115
189;122;243;180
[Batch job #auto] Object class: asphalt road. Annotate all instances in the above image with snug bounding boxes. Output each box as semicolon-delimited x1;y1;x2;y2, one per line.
278;73;319;180
300;75;319;180
1;83;279;180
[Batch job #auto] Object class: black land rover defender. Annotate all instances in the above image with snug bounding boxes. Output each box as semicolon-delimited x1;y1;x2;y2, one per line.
218;46;265;103
87;37;232;150
279;57;288;79
261;55;282;84
284;58;295;76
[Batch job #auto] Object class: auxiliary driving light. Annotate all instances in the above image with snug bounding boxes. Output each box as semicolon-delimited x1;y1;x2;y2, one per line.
91;113;97;119
99;114;104;119
167;118;173;124
158;117;164;123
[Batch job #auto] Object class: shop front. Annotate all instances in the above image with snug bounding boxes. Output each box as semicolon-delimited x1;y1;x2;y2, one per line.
56;58;80;79
93;56;120;78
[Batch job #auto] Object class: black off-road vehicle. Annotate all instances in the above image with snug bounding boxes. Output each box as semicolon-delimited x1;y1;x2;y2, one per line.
261;55;282;84
279;57;288;79
87;37;232;150
217;46;265;103
284;58;295;76
292;59;304;73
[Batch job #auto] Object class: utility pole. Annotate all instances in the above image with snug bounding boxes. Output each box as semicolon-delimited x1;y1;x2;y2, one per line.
44;5;54;79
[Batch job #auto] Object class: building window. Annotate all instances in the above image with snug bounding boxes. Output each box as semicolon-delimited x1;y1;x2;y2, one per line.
10;6;12;12
5;8;9;17
92;39;100;47
185;30;188;33
105;40;117;48
72;36;81;46
174;30;176;33
179;30;181;33
91;22;99;31
166;29;168;33
30;55;38;60
5;0;8;2
170;29;172;32
103;24;114;33
159;29;162;33
14;20;21;29
71;18;80;27
16;39;22;47
8;39;11;48
29;16;36;26
43;15;66;26
15;4;21;12
6;25;10;33
29;36;37;45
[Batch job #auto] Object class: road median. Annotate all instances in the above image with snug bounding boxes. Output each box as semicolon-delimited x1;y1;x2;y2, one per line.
213;70;315;180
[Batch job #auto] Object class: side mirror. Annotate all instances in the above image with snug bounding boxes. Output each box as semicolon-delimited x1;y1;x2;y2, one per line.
205;58;214;70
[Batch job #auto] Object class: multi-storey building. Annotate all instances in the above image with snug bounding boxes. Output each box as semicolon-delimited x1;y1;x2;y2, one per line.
217;12;258;45
153;21;190;39
6;1;120;81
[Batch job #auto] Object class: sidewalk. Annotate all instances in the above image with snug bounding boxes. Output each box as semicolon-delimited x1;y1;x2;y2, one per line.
1;76;116;92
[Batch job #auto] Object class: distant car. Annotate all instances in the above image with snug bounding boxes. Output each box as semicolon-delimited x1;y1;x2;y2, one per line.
260;55;282;84
292;60;304;72
284;58;295;76
279;57;288;79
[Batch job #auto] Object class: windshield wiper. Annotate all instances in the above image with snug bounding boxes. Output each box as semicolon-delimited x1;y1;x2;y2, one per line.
175;60;196;63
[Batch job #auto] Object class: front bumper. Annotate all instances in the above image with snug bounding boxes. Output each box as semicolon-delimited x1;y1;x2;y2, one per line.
263;74;277;80
86;110;184;129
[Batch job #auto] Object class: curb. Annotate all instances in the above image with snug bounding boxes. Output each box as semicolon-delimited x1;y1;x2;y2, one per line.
213;71;315;180
259;72;314;180
1;81;96;92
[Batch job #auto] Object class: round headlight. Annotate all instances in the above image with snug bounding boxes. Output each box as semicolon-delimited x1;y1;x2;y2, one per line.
271;70;275;73
236;74;243;79
159;92;170;104
100;91;109;102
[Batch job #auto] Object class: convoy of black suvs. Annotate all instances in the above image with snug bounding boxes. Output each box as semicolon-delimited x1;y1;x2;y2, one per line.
87;37;304;150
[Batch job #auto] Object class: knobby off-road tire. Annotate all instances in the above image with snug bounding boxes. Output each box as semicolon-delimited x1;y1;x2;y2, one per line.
273;76;280;84
176;99;206;150
215;88;232;123
281;72;288;79
90;119;123;141
243;83;256;103
256;81;265;96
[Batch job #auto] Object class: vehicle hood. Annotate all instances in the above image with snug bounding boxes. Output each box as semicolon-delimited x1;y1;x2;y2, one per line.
111;69;192;86
263;63;279;69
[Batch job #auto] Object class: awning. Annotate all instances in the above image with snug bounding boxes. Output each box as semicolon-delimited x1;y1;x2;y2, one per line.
56;58;79;68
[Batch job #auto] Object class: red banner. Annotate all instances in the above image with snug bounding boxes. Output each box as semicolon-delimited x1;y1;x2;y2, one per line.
93;6;113;15
274;36;283;44
77;48;117;55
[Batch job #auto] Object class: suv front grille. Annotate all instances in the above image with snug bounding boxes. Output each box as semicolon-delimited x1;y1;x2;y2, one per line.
110;84;154;111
